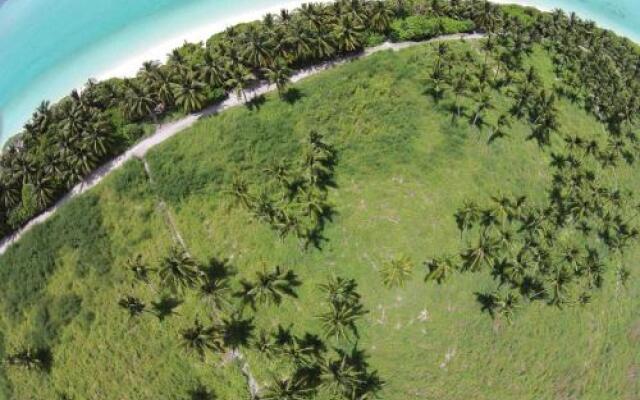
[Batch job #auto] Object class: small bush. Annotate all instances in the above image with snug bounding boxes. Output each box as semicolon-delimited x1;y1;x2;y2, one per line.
390;16;475;41
365;31;387;47
204;87;228;107
122;123;146;142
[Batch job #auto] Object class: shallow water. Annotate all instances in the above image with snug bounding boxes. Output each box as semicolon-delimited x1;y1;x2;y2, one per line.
0;0;638;144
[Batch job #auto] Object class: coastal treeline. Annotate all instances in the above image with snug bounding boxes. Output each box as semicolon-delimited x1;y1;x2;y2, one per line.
0;0;485;238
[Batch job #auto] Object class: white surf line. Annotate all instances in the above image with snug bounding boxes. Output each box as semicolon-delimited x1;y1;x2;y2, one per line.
0;33;483;255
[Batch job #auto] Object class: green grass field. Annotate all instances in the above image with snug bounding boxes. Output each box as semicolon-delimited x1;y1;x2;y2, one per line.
0;40;638;399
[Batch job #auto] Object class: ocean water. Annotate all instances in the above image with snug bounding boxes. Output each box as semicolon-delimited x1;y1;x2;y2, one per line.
499;0;640;42
0;0;638;144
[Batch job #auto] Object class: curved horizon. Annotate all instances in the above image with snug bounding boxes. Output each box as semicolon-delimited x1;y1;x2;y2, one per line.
0;0;638;145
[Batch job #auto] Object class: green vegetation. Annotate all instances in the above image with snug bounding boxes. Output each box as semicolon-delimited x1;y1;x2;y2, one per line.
0;1;639;399
390;16;475;41
0;0;481;239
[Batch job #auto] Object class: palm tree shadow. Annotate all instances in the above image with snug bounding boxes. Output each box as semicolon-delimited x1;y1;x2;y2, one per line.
36;347;54;373
474;292;497;318
201;257;237;281
151;295;183;321
246;95;266;111
423;87;445;103
282;88;305;104
188;385;217;400
223;314;255;350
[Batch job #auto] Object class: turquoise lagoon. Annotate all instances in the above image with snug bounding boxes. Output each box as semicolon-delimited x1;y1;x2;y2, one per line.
0;0;638;144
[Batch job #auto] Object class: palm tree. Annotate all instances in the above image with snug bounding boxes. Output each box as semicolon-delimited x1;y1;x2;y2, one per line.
287;20;314;61
300;2;326;30
242;25;273;67
319;276;361;306
367;1;394;33
150;294;182;321
318;296;366;341
342;0;367;25
262;376;313;400
454;200;480;236
30;175;55;209
180;318;223;359
424;256;456;284
81;116;112;158
492;290;520;322
122;78;156;121
172;72;207;113
459;235;498;272
148;68;176;109
199;258;233;312
199;51;227;88
471;93;493;127
380;256;414;287
452;70;469;119
263;59;293;97
225;64;255;102
158;246;202;293
234;265;300;310
167;48;189;75
187;385;217;400
30;100;52;135
488;114;512;144
319;349;368;399
138;60;162;87
127;255;152;283
220;313;254;350
546;264;573;307
332;15;363;53
118;295;146;317
229;175;253;208
0;174;20;209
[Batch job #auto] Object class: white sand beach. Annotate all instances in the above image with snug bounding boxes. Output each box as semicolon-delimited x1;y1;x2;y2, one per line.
97;0;332;81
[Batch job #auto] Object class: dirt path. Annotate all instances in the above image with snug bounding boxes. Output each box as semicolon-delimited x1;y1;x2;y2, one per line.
0;32;484;255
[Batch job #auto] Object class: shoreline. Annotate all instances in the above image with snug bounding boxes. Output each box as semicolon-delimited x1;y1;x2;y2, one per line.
1;0;332;143
2;1;637;143
96;0;332;80
491;0;639;43
96;0;639;82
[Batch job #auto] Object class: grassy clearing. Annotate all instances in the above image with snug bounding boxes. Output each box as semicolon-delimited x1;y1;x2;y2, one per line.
0;40;638;399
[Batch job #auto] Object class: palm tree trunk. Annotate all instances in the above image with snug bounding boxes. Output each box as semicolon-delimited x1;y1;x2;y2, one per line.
472;111;480;127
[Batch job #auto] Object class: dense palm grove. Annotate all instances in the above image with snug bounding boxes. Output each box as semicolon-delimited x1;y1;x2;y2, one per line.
2;0;640;398
421;6;640;320
231;131;337;249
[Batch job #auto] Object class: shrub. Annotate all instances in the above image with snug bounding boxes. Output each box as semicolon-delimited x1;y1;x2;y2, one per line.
122;123;145;142
390;16;475;41
365;31;387;47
